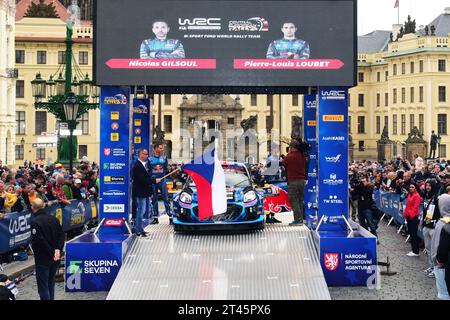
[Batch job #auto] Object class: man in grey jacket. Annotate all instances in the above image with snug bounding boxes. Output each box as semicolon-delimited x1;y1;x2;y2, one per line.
431;187;450;300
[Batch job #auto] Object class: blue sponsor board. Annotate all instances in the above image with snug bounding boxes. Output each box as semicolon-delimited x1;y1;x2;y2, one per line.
99;87;131;235
303;95;318;227
317;87;349;231
65;233;133;292
0;200;98;255
314;224;377;287
132;98;151;219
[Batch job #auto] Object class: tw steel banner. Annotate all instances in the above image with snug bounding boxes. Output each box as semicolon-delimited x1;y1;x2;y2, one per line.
99;86;131;234
303;95;318;226
317;87;349;231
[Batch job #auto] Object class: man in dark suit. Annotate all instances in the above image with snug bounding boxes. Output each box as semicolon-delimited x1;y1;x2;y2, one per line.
30;198;65;300
132;148;159;237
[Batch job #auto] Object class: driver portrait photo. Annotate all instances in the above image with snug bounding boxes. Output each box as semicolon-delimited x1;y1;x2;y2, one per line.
140;20;186;59
266;22;310;59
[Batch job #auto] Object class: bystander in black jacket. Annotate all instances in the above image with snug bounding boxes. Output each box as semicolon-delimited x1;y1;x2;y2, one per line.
354;182;375;210
132;160;156;198
437;223;450;296
31;208;65;267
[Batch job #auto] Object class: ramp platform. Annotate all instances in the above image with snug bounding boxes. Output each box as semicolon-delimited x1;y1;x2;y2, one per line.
107;216;330;300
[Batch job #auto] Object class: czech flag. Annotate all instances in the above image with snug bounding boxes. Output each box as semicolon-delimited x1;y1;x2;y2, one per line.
182;148;227;220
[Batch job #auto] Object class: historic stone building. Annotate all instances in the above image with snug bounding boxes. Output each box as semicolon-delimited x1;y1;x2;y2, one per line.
350;8;450;161
0;0;16;166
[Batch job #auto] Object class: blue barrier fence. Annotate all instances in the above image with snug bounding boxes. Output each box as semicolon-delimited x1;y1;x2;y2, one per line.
372;190;423;240
0;199;98;255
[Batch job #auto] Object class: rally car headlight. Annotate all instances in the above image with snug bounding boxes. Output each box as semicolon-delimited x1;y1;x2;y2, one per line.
179;192;192;204
244;190;257;203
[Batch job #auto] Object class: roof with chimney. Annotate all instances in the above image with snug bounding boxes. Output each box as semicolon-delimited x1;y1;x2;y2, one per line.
358;30;391;53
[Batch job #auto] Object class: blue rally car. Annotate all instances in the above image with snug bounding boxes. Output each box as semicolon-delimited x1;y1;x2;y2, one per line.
173;162;265;232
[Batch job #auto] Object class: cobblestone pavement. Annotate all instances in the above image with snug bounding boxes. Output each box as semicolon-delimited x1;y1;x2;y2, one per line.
329;218;439;300
13;213;439;300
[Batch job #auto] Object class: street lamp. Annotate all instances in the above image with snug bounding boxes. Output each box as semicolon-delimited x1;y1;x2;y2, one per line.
31;16;99;168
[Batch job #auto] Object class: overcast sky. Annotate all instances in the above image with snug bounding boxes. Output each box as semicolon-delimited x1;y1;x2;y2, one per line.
358;0;450;35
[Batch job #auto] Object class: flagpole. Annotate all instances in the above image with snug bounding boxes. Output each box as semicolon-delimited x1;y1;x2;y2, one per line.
158;167;181;181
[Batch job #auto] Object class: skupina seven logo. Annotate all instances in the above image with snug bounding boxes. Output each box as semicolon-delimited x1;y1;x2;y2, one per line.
104;94;127;105
229;17;269;31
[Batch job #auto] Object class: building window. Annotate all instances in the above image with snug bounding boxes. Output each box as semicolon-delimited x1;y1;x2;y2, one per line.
15;145;24;161
385;71;388;81
266;116;272;130
439;144;447;158
419;114;424;134
358;141;365;152
419;60;424;72
76;113;89;135
35;111;47;135
438;114;447;135
376;93;380;107
188;117;195;125
79;51;88;65
419;86;424;103
349;116;352;133
152;115;155;130
36;148;46;160
393;115;398;135
393;88;397;104
385;92;388;107
401;88;406;103
438;59;446;72
410;114;415;132
228;117;235;125
163;115;173;133
79;145;88;158
357;116;365;134
250;94;257;106
377;72;381;82
384;116;388;131
401;63;406;74
16;80;24;98
358;94;364;107
267;94;273;107
58;51;66;64
393;64;397;76
16;111;25;135
37;51;46;64
164;94;171;105
292;94;299;106
410;87;414;103
376;116;381;134
401;114;406;135
16;50;25;64
410;61;414;74
439;86;446;102
358;72;364;82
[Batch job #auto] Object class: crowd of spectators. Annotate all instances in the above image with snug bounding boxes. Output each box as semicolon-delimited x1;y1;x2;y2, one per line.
0;157;100;219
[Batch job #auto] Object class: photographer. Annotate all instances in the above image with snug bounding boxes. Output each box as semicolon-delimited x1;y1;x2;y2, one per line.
281;139;308;226
354;176;378;239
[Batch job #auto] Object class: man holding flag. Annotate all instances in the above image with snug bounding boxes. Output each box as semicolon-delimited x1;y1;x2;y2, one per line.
181;147;227;221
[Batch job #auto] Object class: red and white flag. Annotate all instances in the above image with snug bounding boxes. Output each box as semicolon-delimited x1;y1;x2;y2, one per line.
394;0;399;8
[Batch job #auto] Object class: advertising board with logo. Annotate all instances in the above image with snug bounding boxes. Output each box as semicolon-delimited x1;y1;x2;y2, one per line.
303;95;318;226
99;87;131;234
0;212;31;254
317;87;349;231
95;0;356;91
65;233;133;292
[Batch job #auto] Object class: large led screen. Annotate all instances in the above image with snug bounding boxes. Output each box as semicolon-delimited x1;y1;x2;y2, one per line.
95;0;356;92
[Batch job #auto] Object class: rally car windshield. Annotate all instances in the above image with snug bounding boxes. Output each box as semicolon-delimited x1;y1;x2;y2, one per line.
187;168;251;188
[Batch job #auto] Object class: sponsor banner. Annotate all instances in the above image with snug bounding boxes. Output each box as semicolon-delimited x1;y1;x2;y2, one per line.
106;59;216;69
318;87;349;231
318;227;377;286
132;98;151;218
303;95;318;225
65;233;133;292
0;200;98;255
233;59;344;70
100;87;131;234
